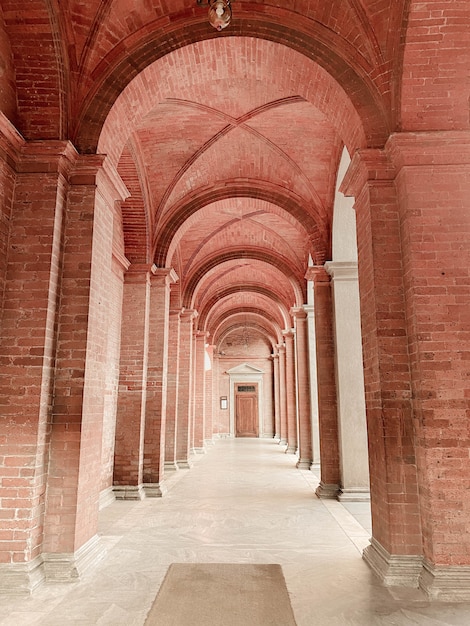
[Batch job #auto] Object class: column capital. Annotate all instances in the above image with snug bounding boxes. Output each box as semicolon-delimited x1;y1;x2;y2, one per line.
124;263;155;284
71;154;129;204
17;140;78;177
339;148;395;198
276;343;286;354
305;266;330;284
151;267;179;285
325;261;358;281
385;130;470;171
290;306;308;321
282;328;295;340
180;308;198;322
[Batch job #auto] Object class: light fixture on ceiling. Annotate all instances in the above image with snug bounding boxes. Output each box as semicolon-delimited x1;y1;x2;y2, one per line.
197;0;232;31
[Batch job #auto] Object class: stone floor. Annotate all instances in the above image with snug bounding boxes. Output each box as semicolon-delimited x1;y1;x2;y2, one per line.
1;438;470;625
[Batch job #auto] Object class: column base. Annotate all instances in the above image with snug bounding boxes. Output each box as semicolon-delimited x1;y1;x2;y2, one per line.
164;461;179;472
310;462;321;475
296;458;312;470
285;445;297;454
143;482;167;498
363;538;422;587
279;438;288;446
0;555;44;594
99;486;116;510
43;534;105;583
177;458;193;469
337;488;370;502
192;446;207;455
113;484;145;500
204;438;215;446
419;559;470;602
315;481;340;499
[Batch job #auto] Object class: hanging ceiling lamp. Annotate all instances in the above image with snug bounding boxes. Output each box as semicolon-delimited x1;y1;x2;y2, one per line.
198;0;232;31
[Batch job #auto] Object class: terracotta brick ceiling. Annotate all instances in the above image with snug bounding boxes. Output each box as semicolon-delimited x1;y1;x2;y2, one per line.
0;0;412;346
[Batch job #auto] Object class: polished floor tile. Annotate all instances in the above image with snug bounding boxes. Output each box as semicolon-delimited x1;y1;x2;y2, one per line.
0;439;469;625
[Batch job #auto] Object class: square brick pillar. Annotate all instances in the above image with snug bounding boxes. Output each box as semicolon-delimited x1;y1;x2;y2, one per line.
282;330;298;454
341;149;422;587
292;308;313;469
307;267;341;499
165;309;181;472
204;344;215;446
44;153;128;582
387;131;470;600
277;344;288;446
193;331;208;454
141;268;178;497
0;140;77;592
271;349;281;441
176;310;197;468
113;265;152;501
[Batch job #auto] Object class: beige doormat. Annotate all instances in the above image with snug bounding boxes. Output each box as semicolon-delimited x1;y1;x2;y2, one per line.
145;563;297;625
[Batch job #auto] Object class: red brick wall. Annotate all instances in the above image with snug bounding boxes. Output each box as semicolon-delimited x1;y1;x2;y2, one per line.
389;133;470;565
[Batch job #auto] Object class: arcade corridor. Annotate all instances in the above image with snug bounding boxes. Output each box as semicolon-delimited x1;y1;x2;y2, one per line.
1;438;469;625
0;0;469;609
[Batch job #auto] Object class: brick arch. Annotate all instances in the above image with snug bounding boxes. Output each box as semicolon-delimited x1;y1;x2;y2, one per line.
213;315;281;350
155;180;327;267
198;285;290;330
117;142;153;264
74;15;389;153
183;250;305;309
2;0;70;139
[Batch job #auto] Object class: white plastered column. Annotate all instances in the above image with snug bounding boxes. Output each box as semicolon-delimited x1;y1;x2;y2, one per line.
325;261;369;500
328;146;369;501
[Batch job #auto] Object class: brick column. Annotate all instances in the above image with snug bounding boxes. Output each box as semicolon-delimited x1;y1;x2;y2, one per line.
277;344;288;446
113;265;152;501
0;140;77;591
292;308;313;469
143;268;178;497
44;153;128;581
272;349;281;440
307;267;341;499
165;309;181;472
204;344;214;445
193;331;208;454
341;149;421;586
325;261;370;501
303;302;321;470
387;132;470;599
283;330;297;454
176;310;197;468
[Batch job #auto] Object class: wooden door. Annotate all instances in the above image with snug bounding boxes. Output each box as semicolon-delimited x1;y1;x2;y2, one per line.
235;384;258;437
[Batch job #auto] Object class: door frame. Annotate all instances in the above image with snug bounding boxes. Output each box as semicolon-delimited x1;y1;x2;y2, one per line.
226;363;264;437
235;383;259;437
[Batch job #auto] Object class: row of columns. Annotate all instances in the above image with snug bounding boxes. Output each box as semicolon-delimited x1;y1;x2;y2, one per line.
271;269;369;502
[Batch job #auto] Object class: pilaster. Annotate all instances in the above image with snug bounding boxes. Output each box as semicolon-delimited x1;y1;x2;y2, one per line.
306;267;340;500
271;349;281;441
44;151;127;580
292;308;313;470
277;344;288;446
325;261;370;502
341;145;421;580
282;329;297;455
165;309;182;472
193;330;209;454
176;309;197;468
143;268;178;497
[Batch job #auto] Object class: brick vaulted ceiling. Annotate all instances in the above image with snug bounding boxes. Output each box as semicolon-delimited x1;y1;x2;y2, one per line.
2;0;467;346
